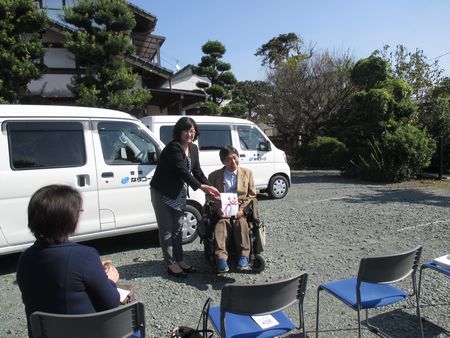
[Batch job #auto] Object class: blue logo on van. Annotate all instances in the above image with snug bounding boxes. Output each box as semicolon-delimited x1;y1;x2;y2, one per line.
121;177;130;184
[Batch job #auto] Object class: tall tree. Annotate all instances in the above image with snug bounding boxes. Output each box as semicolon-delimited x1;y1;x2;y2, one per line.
255;33;304;69
419;76;450;171
372;44;443;100
0;0;47;103
345;56;435;181
63;0;150;114
229;80;270;120
258;41;355;156
192;40;237;114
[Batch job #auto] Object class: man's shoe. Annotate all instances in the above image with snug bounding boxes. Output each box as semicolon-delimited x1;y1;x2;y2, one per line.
237;256;249;270
217;259;229;273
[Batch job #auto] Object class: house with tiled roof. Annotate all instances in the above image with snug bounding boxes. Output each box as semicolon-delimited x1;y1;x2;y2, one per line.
28;0;205;117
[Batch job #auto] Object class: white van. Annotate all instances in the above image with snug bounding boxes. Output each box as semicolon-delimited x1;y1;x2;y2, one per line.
141;115;291;201
0;105;172;256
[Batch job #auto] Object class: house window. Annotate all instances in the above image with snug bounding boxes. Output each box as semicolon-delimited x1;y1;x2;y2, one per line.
39;0;76;10
42;0;64;10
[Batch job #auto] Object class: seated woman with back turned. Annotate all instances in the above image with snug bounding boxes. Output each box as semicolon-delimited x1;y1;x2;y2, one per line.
17;184;120;337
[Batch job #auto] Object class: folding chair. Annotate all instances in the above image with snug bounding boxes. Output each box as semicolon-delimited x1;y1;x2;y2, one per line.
418;259;450;330
316;246;423;338
208;271;308;338
30;301;146;338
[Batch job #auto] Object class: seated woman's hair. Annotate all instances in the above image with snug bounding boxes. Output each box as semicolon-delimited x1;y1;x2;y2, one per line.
28;185;83;243
219;146;239;163
172;117;200;142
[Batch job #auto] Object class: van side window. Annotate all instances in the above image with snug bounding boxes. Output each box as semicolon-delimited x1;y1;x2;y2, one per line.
197;125;232;150
160;126;174;145
98;121;158;165
237;126;269;151
7;121;85;170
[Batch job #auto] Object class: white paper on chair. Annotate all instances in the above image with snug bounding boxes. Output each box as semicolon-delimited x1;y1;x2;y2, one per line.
251;314;279;329
117;287;131;303
432;254;450;269
220;193;238;217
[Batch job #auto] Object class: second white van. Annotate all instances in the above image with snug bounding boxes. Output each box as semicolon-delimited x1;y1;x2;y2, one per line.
141;115;291;201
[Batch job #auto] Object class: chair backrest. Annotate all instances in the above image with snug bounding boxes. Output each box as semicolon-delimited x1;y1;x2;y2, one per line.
220;271;308;316
30;301;145;338
357;246;422;284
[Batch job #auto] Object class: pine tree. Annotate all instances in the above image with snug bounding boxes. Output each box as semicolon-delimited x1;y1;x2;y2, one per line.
0;0;47;103
63;0;150;114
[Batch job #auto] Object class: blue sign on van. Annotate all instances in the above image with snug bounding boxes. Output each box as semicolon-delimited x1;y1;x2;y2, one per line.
121;177;130;184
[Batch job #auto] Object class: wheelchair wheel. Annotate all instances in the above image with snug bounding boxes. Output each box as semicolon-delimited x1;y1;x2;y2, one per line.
252;254;265;272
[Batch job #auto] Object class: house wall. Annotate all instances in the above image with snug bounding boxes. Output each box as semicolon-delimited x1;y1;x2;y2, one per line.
162;67;210;91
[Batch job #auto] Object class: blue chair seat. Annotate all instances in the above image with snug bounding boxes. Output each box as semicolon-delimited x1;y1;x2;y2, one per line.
422;261;450;276
208;305;296;338
322;277;408;309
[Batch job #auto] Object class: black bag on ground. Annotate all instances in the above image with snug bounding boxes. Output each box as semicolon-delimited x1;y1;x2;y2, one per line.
170;298;214;338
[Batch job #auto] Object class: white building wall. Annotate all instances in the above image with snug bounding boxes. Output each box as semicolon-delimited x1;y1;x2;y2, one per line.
162;67;210;91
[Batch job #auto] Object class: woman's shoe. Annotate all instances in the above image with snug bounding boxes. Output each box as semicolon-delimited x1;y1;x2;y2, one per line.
180;265;197;273
167;267;187;278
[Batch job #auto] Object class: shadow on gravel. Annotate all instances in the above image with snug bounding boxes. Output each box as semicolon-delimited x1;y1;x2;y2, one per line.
117;248;255;291
366;309;448;338
83;230;160;256
0;252;20;275
291;173;370;186
342;188;450;208
308;309;448;338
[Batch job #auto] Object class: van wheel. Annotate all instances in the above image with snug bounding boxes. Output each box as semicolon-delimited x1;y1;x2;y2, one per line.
182;204;201;244
268;175;288;199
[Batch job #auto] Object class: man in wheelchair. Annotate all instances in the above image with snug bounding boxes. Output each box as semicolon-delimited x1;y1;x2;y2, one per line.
207;146;256;273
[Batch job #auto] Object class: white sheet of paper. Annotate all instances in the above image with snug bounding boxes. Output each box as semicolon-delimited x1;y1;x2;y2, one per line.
117;287;131;302
432;254;450;269
220;193;238;217
252;314;279;329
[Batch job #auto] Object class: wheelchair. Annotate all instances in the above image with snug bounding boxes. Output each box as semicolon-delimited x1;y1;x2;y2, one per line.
199;198;266;273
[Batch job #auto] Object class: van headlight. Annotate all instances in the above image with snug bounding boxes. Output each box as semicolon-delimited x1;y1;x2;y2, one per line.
283;152;287;162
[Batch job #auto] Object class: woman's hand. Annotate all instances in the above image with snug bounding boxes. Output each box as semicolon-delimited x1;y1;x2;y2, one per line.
102;260;120;283
235;210;244;219
201;185;220;200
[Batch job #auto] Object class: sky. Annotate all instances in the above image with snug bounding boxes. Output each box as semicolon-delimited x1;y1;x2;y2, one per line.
129;0;450;82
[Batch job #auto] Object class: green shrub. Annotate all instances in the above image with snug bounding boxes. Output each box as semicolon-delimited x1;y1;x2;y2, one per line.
299;136;349;169
352;122;436;182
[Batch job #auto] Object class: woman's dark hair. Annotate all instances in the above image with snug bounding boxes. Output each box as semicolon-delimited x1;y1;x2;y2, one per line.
172;116;200;142
219;146;239;163
28;185;83;243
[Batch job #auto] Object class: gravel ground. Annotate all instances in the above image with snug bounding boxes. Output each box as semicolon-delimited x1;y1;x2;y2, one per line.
1;171;449;338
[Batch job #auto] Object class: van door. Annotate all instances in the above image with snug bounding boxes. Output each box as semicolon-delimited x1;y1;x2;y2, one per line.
235;125;274;189
1;120;100;246
93;120;159;230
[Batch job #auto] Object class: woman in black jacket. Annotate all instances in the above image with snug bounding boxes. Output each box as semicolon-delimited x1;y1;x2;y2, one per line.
150;117;220;278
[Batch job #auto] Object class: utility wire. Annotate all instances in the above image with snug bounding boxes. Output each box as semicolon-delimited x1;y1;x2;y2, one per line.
427;51;450;61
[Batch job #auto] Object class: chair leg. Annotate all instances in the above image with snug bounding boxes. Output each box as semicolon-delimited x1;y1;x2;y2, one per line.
357;309;361;338
299;303;306;338
418;267;424;299
415;294;424;338
316;287;321;338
